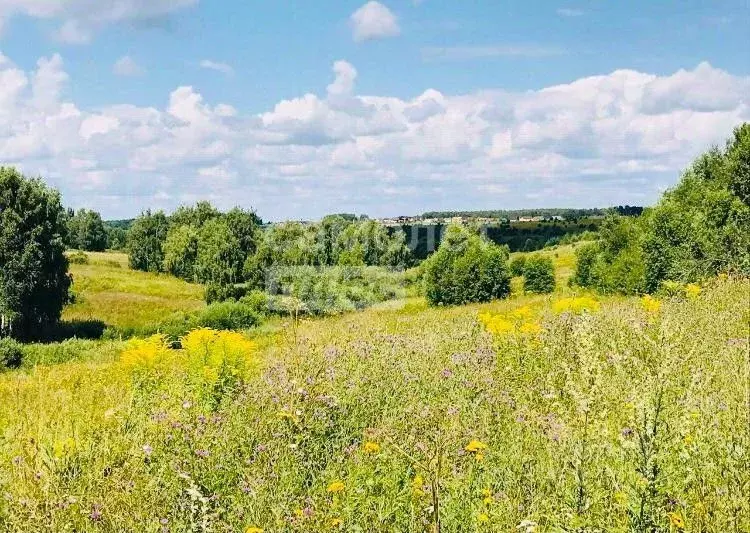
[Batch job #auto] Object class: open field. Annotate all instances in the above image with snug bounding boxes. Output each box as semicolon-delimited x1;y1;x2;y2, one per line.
63;251;205;334
1;248;748;531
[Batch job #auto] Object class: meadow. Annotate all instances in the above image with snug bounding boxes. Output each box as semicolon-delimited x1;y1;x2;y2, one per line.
0;249;748;532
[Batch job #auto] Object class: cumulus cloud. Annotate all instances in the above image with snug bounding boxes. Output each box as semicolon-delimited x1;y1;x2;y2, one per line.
0;0;197;42
199;60;234;76
0;51;747;220
350;1;400;42
113;56;144;77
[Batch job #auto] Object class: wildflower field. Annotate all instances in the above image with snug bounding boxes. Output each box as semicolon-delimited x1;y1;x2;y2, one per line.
0;251;748;532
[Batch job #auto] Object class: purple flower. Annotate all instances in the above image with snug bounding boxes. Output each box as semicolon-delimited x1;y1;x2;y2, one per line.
142;444;153;456
195;449;210;458
440;368;453;379
621;427;634;438
90;504;103;522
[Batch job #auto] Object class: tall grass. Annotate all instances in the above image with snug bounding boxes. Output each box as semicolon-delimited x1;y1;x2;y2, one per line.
0;275;747;531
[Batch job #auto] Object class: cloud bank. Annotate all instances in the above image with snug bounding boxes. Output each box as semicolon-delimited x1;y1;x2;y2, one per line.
0;52;747;220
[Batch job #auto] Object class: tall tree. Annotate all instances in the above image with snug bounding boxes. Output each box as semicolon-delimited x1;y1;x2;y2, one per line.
127;210;169;272
0;168;71;339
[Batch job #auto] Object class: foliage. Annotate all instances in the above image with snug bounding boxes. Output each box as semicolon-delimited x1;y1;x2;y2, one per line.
162;224;199;280
509;254;527;277
67;251;89;264
0;337;23;370
195;218;245;294
571;215;647;295
0;167;71;339
572;124;750;295
642;125;750;290
265;265;406;315
422;225;511;305
66;208;108;252
522;255;556;294
127;210;169;272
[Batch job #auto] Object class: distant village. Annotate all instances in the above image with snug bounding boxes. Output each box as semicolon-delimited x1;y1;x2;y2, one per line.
377;214;574;227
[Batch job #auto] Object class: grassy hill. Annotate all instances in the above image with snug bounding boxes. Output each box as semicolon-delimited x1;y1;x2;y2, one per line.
0;248;747;530
63;251;205;334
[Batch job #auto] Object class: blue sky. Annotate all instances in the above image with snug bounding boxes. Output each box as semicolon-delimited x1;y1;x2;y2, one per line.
0;1;748;220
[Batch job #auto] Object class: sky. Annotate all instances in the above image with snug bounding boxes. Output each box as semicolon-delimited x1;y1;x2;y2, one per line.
0;1;748;221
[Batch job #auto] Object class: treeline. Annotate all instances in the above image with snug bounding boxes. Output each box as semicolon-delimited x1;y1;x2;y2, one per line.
399;218;601;259
64;209;129;251
571;123;749;294
125;205;412;302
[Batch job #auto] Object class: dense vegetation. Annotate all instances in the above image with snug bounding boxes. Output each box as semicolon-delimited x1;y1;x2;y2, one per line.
572;124;750;295
0;168;71;340
422;225;511;306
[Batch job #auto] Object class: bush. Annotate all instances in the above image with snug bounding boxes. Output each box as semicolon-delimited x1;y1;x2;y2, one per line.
423;225;511;306
0;338;23;370
68;251;89;264
523;255;555;294
509;255;527;277
195;301;264;331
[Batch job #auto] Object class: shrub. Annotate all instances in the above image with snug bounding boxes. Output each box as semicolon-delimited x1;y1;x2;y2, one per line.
523;255;555;294
423;225;511;306
194;301;263;331
67;251;89;264
509;255;527;277
0;337;23;370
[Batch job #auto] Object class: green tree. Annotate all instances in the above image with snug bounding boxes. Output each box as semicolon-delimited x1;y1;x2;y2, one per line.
67;208;108;251
162;224;199;280
509;254;527;277
0;168;71;339
195;218;244;300
422;225;511;306
170;200;221;228
127;210;169;272
523;255;555;294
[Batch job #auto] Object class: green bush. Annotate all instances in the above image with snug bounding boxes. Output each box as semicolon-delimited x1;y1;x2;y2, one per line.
423;225;511;306
194;301;263;331
523;255;555;294
68;251;89;264
509;255;527;277
0;338;23;371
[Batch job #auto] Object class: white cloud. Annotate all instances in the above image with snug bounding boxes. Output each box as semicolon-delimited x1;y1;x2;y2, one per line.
350;1;400;42
327;60;357;96
0;0;197;43
113;56;144;77
199;60;234;76
0;51;747;220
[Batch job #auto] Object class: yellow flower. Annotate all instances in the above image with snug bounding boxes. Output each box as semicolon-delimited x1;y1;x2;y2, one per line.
552;296;600;314
685;283;701;299
519;321;542;336
510;306;534;320
329;517;343;527
53;437;76;459
363;441;381;454
668;511;685;529
641;295;662;314
683;434;694;446
481;488;494;505
327;480;345;493
411;474;425;497
465;440;487;453
478;513;489;524
614;491;628;505
245;527;263;533
475;452;485;462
